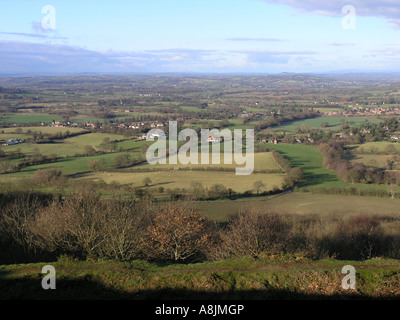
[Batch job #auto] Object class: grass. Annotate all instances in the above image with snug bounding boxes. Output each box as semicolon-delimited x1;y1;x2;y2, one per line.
1;256;400;299
351;141;400;154
350;154;395;169
76;150;285;194
2;142;84;157
65;133;129;149
265;143;392;192
0;114;63;124
139;151;281;172
0;126;88;135
265;143;348;189
81;170;286;194
274;116;383;132
196;192;400;220
0;152;143;177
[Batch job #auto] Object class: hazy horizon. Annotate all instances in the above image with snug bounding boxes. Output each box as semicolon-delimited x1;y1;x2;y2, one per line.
1;0;400;75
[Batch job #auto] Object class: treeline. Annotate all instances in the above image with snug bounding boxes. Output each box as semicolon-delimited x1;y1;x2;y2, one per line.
1;191;400;265
320;140;400;185
300;186;400;198
271;150;303;188
253;109;319;131
0;128;88;142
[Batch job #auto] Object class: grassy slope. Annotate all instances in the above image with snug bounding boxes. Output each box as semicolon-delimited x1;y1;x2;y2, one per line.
196;193;400;221
195;143;399;221
1;256;400;300
266;143;347;189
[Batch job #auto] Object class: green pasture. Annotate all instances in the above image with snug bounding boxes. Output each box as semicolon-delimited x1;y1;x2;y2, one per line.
264;143;393;192
0;114;63;124
65;133;129;149
274;116;382;132
0;126;88;135
1;142;84;157
265;143;347;189
1;152;142;177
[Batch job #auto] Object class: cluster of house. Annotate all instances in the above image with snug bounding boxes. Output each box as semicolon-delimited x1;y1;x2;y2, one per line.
390;135;400;141
322;105;400;117
1;138;22;146
117;121;165;130
141;131;229;143
260;137;314;144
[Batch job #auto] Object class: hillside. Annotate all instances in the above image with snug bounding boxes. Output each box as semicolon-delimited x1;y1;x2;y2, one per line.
1;255;400;300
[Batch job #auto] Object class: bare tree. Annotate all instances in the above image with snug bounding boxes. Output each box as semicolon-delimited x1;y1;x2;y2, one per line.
141;201;211;262
212;209;290;260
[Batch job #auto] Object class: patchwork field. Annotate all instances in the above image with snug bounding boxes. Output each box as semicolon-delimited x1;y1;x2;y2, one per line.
274;116;383;133
139;151;282;172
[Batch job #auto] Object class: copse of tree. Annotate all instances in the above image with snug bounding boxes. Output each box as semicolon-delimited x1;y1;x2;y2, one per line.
84;145;97;156
28;190;155;261
88;159;106;171
321;138;400;185
253;180;265;194
143;177;152;187
271;150;291;172
33;168;64;186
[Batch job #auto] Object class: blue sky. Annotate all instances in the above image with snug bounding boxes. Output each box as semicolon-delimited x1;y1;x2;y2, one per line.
0;0;399;74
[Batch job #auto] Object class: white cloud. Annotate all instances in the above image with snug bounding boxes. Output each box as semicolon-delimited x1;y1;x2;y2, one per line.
258;0;400;27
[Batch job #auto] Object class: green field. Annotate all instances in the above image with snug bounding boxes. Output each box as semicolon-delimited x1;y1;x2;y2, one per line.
265;143;348;189
65;133;129;149
2;142;84;157
0;126;88;135
274;116;383;132
0;114;63;124
1;152;142;177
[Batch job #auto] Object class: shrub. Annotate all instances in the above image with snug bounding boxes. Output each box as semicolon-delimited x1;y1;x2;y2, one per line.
141;201;211;263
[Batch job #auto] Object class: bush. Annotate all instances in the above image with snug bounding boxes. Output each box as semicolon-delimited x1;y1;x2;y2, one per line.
141;201;211;263
211;209;290;260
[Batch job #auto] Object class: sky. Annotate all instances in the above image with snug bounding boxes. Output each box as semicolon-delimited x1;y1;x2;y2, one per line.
0;0;399;74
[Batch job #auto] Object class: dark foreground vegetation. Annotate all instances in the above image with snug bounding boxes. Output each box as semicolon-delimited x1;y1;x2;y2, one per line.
2;256;400;300
2;190;400;266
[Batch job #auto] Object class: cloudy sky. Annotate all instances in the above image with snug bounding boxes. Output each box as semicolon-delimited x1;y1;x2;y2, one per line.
0;0;399;74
